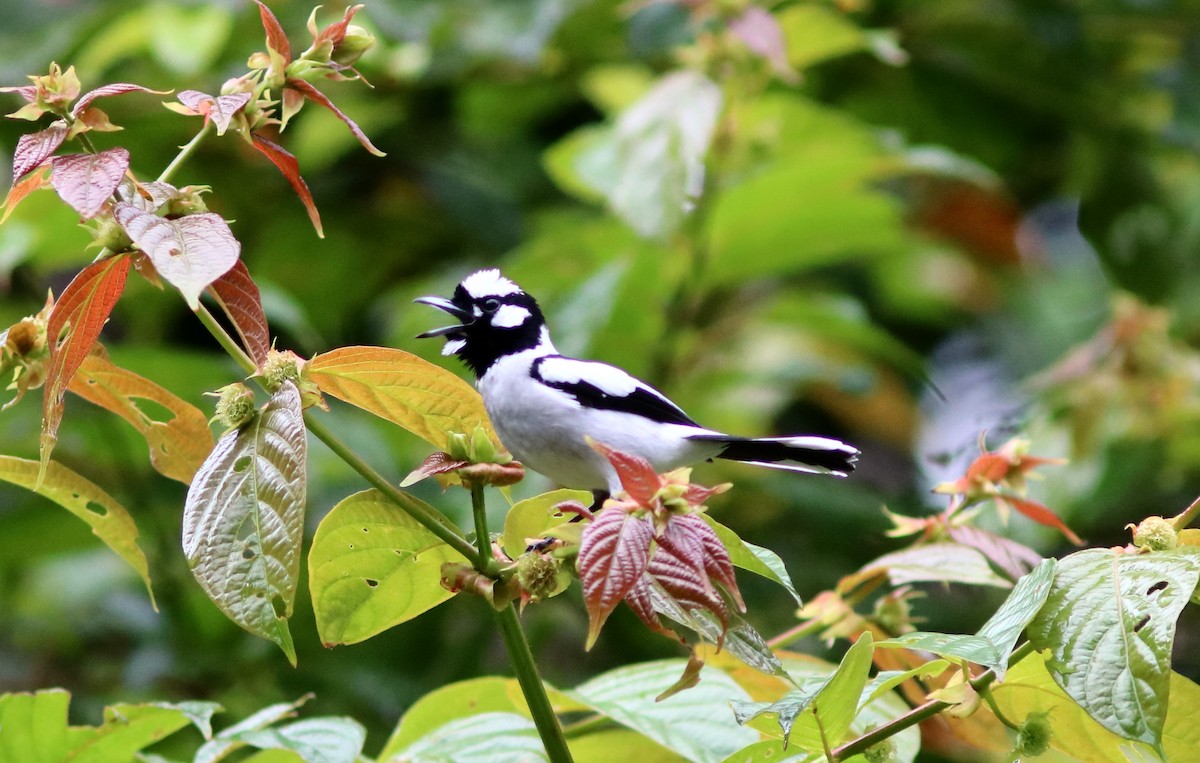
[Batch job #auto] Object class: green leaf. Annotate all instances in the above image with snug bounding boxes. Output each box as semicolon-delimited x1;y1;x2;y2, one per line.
975;557;1056;676
776;5;869;70
379;677;527;759
196;696;311;763
387;712;545;763
221;717;366;763
994;651;1200;762
66;702;217;763
732;632;874;751
717;740;815;763
859;661;951;709
571;660;758;763
859;542;1013;588
183;382;307;664
544;70;722;240
702;516;802;605
0;456;153;604
0;689;70;763
1027;547;1200;753
877;632;1003;670
570;729;686;763
307;346;499;452
308;489;469;646
501;488;592;559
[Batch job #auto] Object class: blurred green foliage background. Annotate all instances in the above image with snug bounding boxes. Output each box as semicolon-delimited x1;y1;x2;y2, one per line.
3;0;1200;758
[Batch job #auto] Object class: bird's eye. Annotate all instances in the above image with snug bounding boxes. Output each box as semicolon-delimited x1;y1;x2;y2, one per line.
482;298;501;313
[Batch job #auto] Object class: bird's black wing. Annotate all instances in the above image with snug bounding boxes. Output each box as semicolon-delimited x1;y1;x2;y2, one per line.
531;356;699;427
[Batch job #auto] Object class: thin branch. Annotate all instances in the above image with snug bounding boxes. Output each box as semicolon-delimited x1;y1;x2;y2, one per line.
158;122;213;184
471;482;492;571
1171;495;1200;531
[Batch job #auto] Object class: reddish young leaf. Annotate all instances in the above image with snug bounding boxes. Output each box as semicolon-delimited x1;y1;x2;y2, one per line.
687;513;746;612
1;166;51;225
648;543;729;632
68;348;214;484
284;78;385;157
588;439;660;506
176;90;252;135
208;259;271;366
578;507;654;649
41;255;132;467
966;452;1012;484
624;574;665;634
13;120;68;181
1002;495;1085;546
249;135;323;237
400;451;469;488
255;0;292;60
114;203;240;309
947;524;1042;581
71;83;168;118
50;148;130;219
655;514;715;597
730;7;794;80
312;3;364;48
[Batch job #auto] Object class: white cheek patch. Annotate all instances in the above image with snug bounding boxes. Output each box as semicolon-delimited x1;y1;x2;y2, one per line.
442;339;466;356
492;304;531;328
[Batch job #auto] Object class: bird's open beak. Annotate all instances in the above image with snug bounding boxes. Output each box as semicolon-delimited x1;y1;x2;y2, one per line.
414;296;472;338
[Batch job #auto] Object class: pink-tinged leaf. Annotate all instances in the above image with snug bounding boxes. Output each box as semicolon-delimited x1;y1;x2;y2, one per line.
249;135;323;237
1002;495;1085;546
49;148;130;219
176;90;251;135
71;83;168;117
255;0;292;61
0;84;36;102
730;7;795;80
313;4;364;48
116;178;179;213
624;574;665;634
648;543;729;636
285;78;385;157
1;166;51;224
13;120;68;181
578;508;654;649
400;451;469;487
588;440;660;506
68;348;214;484
947;524;1042;581
684;513;745;612
655;515;715;597
208;259;271;366
113;203;240;309
42;255;132;467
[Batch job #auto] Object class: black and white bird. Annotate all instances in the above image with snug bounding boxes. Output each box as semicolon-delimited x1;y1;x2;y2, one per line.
416;269;858;499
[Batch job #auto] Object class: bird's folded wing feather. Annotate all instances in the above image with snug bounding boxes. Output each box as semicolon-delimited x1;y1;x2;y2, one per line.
531;356;699;427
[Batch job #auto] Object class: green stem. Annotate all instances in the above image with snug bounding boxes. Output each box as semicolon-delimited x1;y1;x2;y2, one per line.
766;617;827;649
195;302;257;374
494;604;575;763
158;122;213;184
1171;495;1200;531
471;482;492;570
830;642;1037;761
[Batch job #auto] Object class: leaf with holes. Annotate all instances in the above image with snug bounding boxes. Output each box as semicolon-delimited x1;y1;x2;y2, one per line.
578;507;654;649
285;78;385;157
0;456;152;603
68;348;214;484
209;260;271;367
307;346;498;452
42;255;131;469
1027;547;1200;753
176;90;252;135
13;120;68;181
49;149;129;219
250;135;323;237
183;383;307;664
114;203;240;309
309;489;468;645
702;515;801;605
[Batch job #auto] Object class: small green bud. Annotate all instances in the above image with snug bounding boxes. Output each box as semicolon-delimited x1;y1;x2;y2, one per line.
1013;711;1052;758
470;425;497;463
446;432;471;461
332;25;375;67
516;551;562;601
213;383;257;429
1132;516;1178;552
863;737;896;763
260;350;303;391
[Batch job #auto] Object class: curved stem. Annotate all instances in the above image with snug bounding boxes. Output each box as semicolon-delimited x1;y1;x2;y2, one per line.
158;122;213;184
495;604;575;763
831;641;1038;761
1171;495;1200;531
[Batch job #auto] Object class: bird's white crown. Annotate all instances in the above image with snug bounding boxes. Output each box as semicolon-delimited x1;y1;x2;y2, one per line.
462;269;522;299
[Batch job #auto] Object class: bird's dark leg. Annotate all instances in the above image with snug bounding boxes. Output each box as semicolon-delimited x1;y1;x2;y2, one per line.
587;490;609;514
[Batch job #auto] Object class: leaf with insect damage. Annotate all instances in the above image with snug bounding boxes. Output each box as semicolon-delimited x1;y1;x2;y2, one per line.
114;203;240;309
41;255;131;469
183;382;306;664
1027;547;1200;755
307;346;499;452
0;456;152;604
13;120;67;181
68;348;214;484
250;135;323;237
208;260;271;367
308;489;469;645
49;148;129;219
578;507;654;649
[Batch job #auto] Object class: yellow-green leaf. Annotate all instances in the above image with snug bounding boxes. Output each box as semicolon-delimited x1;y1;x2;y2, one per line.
68;348;214;484
0;456;153;604
308;488;468;646
501;488;592;559
307;346;499;451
